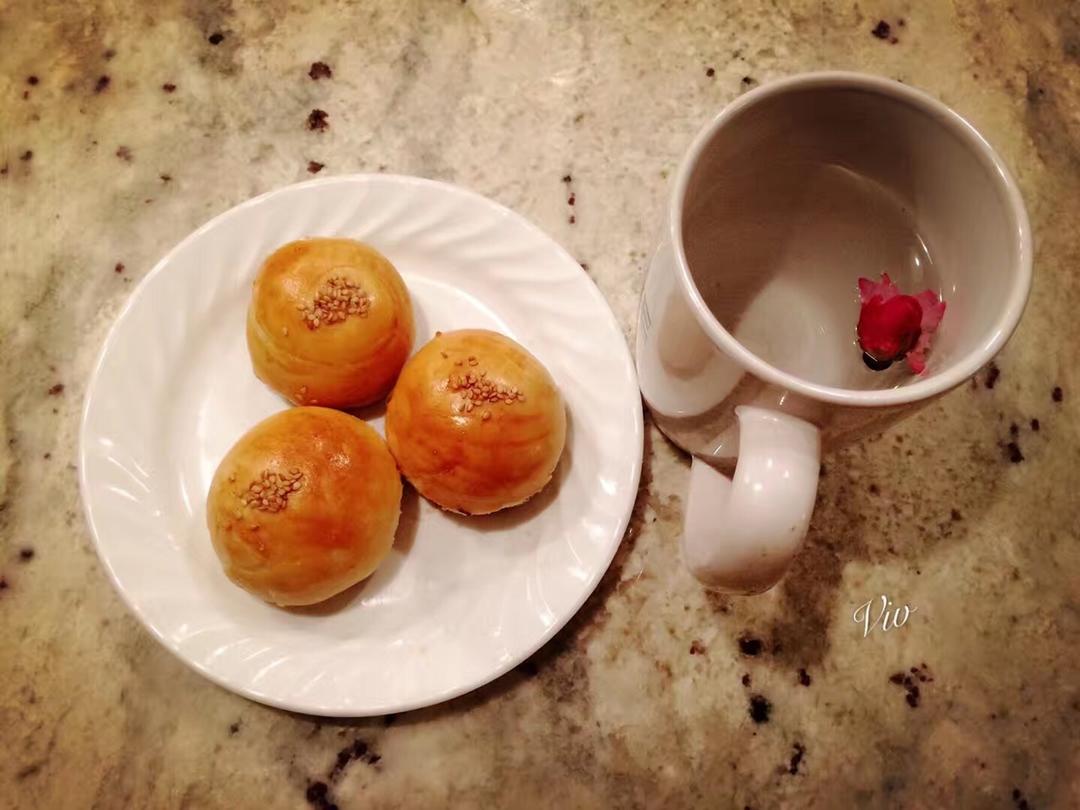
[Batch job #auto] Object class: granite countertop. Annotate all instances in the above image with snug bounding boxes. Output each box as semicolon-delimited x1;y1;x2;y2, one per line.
2;1;1078;808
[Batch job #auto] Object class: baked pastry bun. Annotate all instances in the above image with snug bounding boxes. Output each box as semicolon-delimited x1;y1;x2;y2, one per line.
206;407;402;606
386;329;566;515
246;238;414;408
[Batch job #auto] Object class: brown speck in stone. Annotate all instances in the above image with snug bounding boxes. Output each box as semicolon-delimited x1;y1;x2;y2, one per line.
114;262;124;274
208;32;225;45
985;362;1000;389
22;90;29;100
568;193;575;206
569;215;576;224
47;383;64;396
328;738;380;781
1030;418;1040;431
1009;422;1019;437
27;75;39;85
748;694;772;723
689;639;706;655
20;150;33;161
1;164;8;175
307;109;329;132
160;173;171;183
229;721;241;735
890;668;925;706
94;75;110;93
798;668;811;686
15;763;41;780
1004;441;1024;463
19;549;34;561
0;577;7;590
705;66;715;77
738;634;763;656
162;82;177;93
788;742;806;775
103;48;116;60
898;18;906;26
871;20;891;39
309;61;333;80
562;174;572;183
580;262;589;271
741;76;756;86
307;161;325;174
951;508;962;521
868;483;879;495
304;781;335;810
116;145;132;161
741;673;751;687
1052;386;1063;402
43;453;51;459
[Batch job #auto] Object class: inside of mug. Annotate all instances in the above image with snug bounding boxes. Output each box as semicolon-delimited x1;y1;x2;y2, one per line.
681;82;1022;391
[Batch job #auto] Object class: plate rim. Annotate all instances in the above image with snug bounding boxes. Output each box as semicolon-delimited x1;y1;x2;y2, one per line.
78;173;645;716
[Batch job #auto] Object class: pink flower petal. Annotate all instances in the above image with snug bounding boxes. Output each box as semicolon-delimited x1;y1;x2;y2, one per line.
906;333;932;374
858;273;899;304
914;290;946;332
857;274;946;375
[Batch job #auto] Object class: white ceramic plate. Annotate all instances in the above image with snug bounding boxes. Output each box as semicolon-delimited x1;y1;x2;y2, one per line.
79;175;643;716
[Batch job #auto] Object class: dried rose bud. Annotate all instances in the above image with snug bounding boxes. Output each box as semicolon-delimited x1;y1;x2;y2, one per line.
857;273;946;374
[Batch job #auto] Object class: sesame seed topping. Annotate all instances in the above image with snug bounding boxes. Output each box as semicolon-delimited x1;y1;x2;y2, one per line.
299;276;370;330
241;469;306;513
448;366;528;412
282;326;289;336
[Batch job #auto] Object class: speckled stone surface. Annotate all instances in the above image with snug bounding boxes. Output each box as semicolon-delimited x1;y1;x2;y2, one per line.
2;1;1079;808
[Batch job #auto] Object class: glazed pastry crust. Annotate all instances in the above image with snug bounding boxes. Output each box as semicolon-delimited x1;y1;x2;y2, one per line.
206;407;402;606
246;238;414;408
386;329;566;515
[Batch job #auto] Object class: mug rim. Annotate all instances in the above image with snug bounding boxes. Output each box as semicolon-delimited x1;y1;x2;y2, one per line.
668;71;1033;408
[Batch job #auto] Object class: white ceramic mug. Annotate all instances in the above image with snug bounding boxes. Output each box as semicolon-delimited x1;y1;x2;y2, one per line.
636;72;1032;593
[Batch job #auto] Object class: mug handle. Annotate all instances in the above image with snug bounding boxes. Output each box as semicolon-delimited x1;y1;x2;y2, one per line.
682;406;821;593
